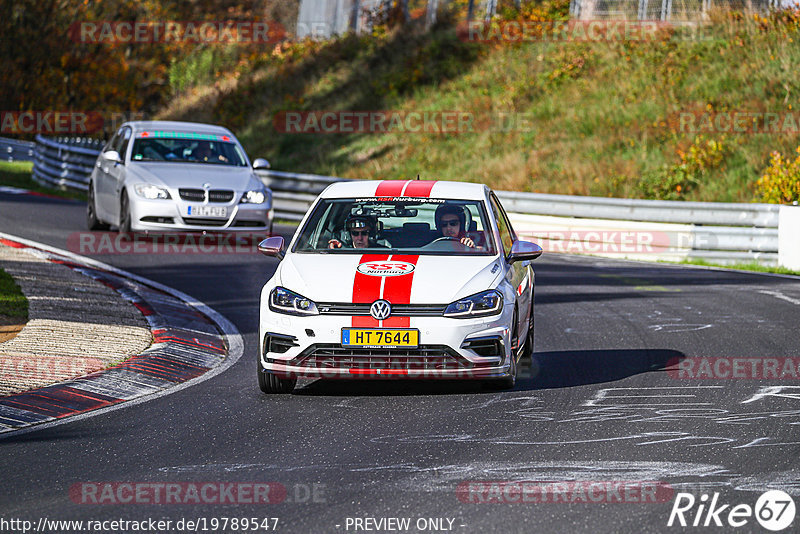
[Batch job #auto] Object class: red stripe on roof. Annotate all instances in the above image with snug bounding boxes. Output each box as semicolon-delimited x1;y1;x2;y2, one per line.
402;180;437;197
374;180;410;197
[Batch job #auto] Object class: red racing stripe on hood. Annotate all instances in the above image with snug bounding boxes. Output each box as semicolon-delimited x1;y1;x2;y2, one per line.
379;255;419;327
351;254;420;328
352;254;389;327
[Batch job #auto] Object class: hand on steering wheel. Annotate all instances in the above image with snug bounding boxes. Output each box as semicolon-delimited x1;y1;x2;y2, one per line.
428;236;475;248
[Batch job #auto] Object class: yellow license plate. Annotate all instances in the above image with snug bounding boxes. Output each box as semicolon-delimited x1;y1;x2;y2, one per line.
341;329;419;348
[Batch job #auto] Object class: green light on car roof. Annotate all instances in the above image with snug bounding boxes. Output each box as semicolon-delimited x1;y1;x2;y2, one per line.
145;130;222;140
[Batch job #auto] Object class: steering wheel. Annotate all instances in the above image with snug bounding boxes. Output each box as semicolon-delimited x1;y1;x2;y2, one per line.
424;236;472;251
428;236;461;245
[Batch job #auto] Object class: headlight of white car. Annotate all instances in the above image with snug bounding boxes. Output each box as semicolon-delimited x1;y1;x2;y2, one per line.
269;287;319;316
133;183;171;200
240;190;267;204
443;289;503;318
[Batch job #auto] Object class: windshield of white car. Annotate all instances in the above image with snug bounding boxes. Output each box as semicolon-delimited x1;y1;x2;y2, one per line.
130;138;248;166
292;198;497;255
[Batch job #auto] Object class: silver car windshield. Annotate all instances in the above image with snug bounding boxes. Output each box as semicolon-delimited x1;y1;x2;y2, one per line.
293;198;497;255
131;138;247;167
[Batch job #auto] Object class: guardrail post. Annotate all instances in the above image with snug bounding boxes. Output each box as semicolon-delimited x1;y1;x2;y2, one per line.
778;205;800;271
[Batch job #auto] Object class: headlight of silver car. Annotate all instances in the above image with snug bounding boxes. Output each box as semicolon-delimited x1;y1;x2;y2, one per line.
240;189;267;204
443;289;503;318
269;287;319;316
133;183;171;200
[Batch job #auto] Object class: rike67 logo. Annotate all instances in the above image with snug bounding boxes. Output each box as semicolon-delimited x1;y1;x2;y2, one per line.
668;490;795;531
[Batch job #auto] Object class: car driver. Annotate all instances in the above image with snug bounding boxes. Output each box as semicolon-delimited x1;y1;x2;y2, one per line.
435;204;475;248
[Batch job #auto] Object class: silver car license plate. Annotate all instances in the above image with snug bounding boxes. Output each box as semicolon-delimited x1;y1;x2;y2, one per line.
188;206;227;218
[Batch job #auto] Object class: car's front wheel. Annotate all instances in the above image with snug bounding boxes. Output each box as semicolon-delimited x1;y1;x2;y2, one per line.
118;191;132;233
522;300;534;361
87;185;109;231
484;308;518;390
258;363;296;394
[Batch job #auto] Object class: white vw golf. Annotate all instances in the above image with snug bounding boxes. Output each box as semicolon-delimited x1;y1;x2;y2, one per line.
87;121;273;233
256;179;542;393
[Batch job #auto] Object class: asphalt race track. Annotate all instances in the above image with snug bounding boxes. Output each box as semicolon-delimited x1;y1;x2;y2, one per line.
1;192;799;533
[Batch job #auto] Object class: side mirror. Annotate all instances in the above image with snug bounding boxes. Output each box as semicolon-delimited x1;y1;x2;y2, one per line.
509;240;543;263
258;236;285;260
253;158;271;170
102;150;122;164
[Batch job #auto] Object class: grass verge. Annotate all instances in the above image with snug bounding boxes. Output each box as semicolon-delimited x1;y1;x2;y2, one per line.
0;267;28;325
671;258;800;277
0;161;86;201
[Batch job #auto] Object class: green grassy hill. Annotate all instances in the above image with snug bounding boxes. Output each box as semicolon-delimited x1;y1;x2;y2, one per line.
158;2;800;202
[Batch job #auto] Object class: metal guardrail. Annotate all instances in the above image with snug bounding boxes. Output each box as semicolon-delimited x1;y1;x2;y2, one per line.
0;136;36;163
24;136;783;264
256;169;351;221
31;135;103;192
494;191;779;228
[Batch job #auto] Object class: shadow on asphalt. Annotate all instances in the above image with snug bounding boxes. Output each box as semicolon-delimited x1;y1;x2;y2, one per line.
0;192;82;205
529;348;685;389
534;259;795;289
287;348;684;396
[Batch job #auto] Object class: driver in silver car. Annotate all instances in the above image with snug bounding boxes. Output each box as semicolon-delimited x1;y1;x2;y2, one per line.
435;204;475;248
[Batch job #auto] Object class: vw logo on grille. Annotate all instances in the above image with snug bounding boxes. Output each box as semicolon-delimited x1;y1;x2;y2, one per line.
370;299;392;320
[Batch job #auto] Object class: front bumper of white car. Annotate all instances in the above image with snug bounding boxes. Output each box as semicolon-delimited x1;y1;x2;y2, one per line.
258;301;515;380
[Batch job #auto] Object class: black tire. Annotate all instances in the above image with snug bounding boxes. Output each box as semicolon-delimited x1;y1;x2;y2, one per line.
118;191;131;233
485;308;518;390
87;184;110;231
521;301;534;361
258;369;297;394
485;352;516;390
